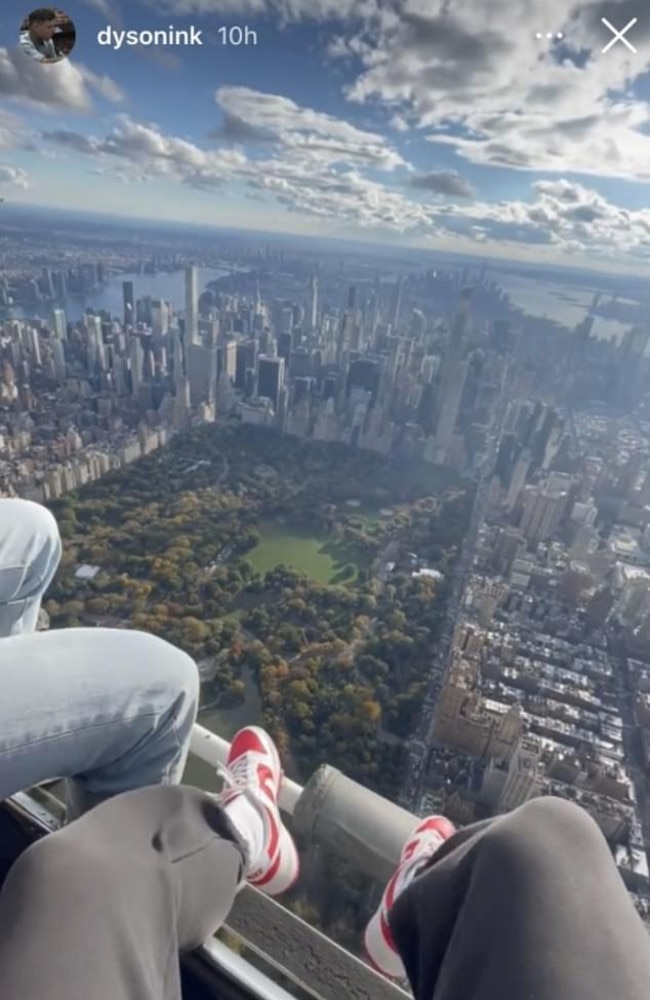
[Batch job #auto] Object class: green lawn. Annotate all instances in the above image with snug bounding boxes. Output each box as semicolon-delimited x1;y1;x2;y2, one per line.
247;524;358;584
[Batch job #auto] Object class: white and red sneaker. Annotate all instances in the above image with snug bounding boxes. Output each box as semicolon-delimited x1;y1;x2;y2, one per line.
364;815;455;979
218;726;299;897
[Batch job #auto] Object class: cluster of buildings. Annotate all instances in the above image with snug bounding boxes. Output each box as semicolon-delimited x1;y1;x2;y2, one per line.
3;244;650;929
1;260;515;499
424;397;650;923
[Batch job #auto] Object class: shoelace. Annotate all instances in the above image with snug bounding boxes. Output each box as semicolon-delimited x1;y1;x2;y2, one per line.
217;753;259;792
394;836;443;897
216;756;269;871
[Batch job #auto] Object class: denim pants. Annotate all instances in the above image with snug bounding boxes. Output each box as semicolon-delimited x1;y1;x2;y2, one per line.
0;498;200;816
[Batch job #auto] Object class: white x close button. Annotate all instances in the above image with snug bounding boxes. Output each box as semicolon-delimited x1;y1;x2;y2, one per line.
601;16;638;53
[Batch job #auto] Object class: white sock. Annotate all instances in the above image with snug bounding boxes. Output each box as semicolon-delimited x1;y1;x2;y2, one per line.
223;794;266;872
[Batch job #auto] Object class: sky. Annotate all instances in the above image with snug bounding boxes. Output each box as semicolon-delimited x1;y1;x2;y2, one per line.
0;0;649;272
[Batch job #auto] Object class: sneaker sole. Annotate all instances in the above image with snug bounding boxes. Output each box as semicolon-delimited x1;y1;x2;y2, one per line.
364;908;404;979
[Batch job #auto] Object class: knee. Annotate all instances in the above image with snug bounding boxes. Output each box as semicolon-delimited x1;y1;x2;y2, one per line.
4;499;60;548
2;499;61;575
483;796;604;869
516;796;602;839
128;630;200;719
161;639;200;722
7;829;82;893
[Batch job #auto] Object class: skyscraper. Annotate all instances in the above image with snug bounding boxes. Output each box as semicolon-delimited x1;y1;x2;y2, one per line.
185;265;199;346
187;343;217;406
130;337;143;396
432;286;472;463
235;340;257;391
257;355;285;410
52;308;67;341
308;275;319;332
498;737;541;812
122;281;135;327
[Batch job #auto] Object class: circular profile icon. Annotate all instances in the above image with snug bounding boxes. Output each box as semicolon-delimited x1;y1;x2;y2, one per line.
20;8;76;64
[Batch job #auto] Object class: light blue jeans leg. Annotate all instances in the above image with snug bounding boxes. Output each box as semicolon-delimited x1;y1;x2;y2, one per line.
0;500;201;818
0;498;62;637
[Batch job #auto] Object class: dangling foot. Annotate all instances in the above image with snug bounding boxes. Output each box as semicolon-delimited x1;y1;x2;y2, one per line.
364;815;455;979
218;726;300;896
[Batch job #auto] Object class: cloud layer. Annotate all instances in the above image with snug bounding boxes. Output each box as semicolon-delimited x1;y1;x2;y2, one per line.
3;0;649;268
38;86;650;262
333;0;650;182
0;47;123;112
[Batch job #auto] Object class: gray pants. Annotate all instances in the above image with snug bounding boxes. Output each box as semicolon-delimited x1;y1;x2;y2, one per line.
1;792;649;1000
0;786;244;1000
390;796;650;1000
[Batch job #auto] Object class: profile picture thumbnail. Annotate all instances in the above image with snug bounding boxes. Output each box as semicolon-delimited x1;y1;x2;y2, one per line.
20;8;76;64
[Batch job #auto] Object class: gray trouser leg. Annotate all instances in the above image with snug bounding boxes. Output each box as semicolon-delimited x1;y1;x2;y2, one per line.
389;797;650;1000
0;785;244;1000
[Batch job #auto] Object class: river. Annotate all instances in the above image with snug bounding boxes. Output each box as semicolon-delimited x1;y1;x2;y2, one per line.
183;666;263;793
4;267;230;322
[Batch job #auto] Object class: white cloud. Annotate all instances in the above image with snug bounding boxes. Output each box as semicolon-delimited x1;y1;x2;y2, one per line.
39;106;650;262
440;179;650;259
77;0;119;16
335;0;650;182
79;68;125;105
43;115;246;185
142;0;377;19
0;110;27;152
214;86;406;171
410;170;474;197
0;47;123;112
0;164;29;188
132;1;650;184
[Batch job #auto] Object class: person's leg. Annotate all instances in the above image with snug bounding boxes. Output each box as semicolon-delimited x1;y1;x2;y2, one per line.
0;727;299;1000
0;628;200;818
0;498;62;637
0;786;245;1000
0;499;200;816
372;797;650;1000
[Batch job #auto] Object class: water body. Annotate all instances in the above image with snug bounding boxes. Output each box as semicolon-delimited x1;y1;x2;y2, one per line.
5;267;229;323
183;666;263;793
493;271;632;340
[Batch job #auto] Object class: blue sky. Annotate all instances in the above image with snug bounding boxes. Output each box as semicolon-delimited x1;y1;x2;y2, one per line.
0;0;649;271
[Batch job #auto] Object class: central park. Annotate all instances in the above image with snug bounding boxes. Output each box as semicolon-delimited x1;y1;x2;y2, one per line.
47;423;473;801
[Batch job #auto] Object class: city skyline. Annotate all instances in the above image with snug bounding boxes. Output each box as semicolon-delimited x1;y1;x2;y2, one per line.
0;0;649;273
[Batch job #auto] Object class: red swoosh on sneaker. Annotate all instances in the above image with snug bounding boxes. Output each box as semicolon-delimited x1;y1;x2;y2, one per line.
250;847;282;887
262;802;280;859
257;763;277;803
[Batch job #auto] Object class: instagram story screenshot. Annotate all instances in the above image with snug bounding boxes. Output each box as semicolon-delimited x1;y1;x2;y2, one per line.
0;2;649;1000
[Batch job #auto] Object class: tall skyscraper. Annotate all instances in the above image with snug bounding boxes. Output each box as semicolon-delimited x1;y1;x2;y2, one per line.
151;300;169;336
519;482;570;544
185;265;199;346
498;737;540;812
235;340;257;391
257;355;284;410
52;308;67;341
187;343;217;406
308;275;319;331
278;331;293;361
122;281;135;327
130;337;143;396
347;359;380;405
432;286;472;463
